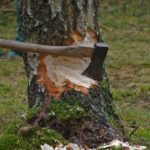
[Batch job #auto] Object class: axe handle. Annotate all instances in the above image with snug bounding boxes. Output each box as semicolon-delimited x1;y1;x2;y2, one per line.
0;39;94;57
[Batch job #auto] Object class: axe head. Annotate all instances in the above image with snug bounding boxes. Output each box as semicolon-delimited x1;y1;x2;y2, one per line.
82;43;108;81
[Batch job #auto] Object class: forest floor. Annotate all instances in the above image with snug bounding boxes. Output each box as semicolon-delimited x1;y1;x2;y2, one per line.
0;1;150;150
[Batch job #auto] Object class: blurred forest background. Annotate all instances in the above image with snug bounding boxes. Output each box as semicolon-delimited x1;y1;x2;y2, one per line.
0;0;150;149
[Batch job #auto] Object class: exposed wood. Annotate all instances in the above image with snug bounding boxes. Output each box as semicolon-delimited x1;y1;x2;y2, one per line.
38;55;97;98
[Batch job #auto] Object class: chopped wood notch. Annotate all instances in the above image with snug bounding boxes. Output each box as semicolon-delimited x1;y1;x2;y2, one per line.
37;43;108;98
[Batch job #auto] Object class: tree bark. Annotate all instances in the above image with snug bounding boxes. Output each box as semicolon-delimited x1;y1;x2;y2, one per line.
19;0;122;147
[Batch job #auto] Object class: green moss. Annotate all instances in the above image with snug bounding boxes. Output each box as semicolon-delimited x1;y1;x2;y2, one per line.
19;127;66;149
0;122;66;150
26;99;90;123
31;128;67;146
48;100;89;122
101;78;108;92
0;129;65;150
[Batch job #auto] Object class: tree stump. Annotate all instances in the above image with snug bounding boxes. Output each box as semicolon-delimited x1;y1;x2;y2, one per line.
20;0;123;147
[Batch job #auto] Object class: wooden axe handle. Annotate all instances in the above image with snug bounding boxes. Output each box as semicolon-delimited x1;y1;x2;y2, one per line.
0;39;94;58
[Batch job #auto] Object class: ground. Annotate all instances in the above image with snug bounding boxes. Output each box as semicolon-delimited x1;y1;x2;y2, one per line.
0;0;150;149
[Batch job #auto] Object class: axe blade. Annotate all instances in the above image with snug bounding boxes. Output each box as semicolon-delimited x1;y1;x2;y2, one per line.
82;43;108;81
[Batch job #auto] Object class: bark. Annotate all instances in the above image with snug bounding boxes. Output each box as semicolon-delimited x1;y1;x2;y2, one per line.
19;0;123;147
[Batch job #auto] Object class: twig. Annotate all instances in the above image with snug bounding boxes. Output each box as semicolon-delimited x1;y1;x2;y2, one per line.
99;25;112;31
129;126;139;137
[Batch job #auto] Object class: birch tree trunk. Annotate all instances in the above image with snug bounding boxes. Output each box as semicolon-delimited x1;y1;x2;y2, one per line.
19;0;122;147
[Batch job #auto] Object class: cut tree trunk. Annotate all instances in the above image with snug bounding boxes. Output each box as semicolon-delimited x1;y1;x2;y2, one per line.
19;0;123;147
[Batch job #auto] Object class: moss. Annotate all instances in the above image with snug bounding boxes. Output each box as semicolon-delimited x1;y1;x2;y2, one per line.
101;78;108;92
20;127;66;149
48;100;90;122
31;128;67;146
0;121;67;150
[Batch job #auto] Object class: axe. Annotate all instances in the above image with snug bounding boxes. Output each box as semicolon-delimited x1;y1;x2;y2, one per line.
0;39;108;57
0;39;108;81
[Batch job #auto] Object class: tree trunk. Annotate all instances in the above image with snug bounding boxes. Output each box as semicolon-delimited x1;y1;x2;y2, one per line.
20;0;122;147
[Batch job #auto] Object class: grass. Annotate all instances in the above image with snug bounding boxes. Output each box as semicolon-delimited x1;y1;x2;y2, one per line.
100;0;150;148
0;124;66;150
0;0;150;149
0;59;27;133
